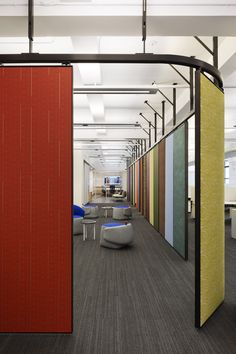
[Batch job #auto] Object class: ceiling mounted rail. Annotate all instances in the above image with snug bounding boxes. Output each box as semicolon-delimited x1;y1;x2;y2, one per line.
142;0;147;54
0;54;223;88
28;0;34;54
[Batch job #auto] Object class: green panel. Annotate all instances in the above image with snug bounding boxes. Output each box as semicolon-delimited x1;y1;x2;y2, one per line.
173;123;187;259
149;149;154;225
153;145;159;230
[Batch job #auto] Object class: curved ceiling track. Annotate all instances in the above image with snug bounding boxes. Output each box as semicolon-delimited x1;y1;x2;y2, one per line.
0;53;223;88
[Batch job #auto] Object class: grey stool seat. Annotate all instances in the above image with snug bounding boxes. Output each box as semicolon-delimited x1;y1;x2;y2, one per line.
112;206;132;220
82;219;96;241
100;223;134;249
73;216;83;235
83;205;99;219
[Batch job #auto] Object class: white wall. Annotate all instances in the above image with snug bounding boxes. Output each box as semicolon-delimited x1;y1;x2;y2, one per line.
74;150;94;205
229;158;236;185
225;186;236;201
73;150;84;206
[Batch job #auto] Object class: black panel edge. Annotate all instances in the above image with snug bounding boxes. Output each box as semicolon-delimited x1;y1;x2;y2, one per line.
198;301;224;329
185;121;189;261
195;70;201;329
71;66;74;334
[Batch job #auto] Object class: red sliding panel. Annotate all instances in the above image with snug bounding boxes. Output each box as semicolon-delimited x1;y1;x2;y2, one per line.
0;67;73;333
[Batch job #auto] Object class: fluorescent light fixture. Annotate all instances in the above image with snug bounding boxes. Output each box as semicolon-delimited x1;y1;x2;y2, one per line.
74;123;141;129
73;86;158;95
75;123;140;127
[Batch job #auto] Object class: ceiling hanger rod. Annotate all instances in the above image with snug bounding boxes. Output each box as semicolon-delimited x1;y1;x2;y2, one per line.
28;0;34;54
142;0;147;54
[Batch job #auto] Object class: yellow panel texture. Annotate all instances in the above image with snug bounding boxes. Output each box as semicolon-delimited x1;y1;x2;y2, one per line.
200;74;225;327
149;149;154;225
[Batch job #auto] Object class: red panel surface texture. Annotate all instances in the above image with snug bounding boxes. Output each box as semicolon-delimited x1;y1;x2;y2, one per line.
0;67;72;332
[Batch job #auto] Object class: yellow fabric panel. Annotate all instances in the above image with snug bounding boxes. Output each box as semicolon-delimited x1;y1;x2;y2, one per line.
200;74;225;327
149;149;154;225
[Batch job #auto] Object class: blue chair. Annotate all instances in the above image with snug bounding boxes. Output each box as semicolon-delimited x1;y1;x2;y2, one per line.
73;205;85;235
73;204;85;218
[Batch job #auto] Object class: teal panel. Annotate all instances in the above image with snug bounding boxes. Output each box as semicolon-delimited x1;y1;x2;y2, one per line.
173;123;187;259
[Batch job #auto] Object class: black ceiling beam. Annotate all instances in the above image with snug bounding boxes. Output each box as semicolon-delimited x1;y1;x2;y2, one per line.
144;100;162;118
194;36;218;71
169;64;190;85
194;36;214;55
213;37;218;70
0;53;223;88
141;127;149;136
139;113;155;128
157;89;173;106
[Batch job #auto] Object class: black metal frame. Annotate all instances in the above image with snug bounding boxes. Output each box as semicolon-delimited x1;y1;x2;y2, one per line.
173;83;177;126
190;57;195;111
142;0;147;53
169;63;190;85
184;122;189;261
28;0;34;53
139;113;154;148
128;110;194;166
0;53;223;88
144;100;163;142
162;101;166;136
195;69;202;329
194;36;218;69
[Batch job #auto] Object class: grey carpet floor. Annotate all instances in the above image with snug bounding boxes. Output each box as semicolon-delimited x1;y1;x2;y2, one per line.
0;205;236;354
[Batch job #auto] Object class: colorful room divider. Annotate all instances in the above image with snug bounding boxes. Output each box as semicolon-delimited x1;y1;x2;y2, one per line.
195;72;224;328
0;67;73;332
128;72;225;328
128;122;188;260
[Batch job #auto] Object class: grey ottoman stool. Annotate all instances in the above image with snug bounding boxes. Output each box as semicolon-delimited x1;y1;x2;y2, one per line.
73;216;83;235
112;206;132;220
83;205;99;219
100;222;134;249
